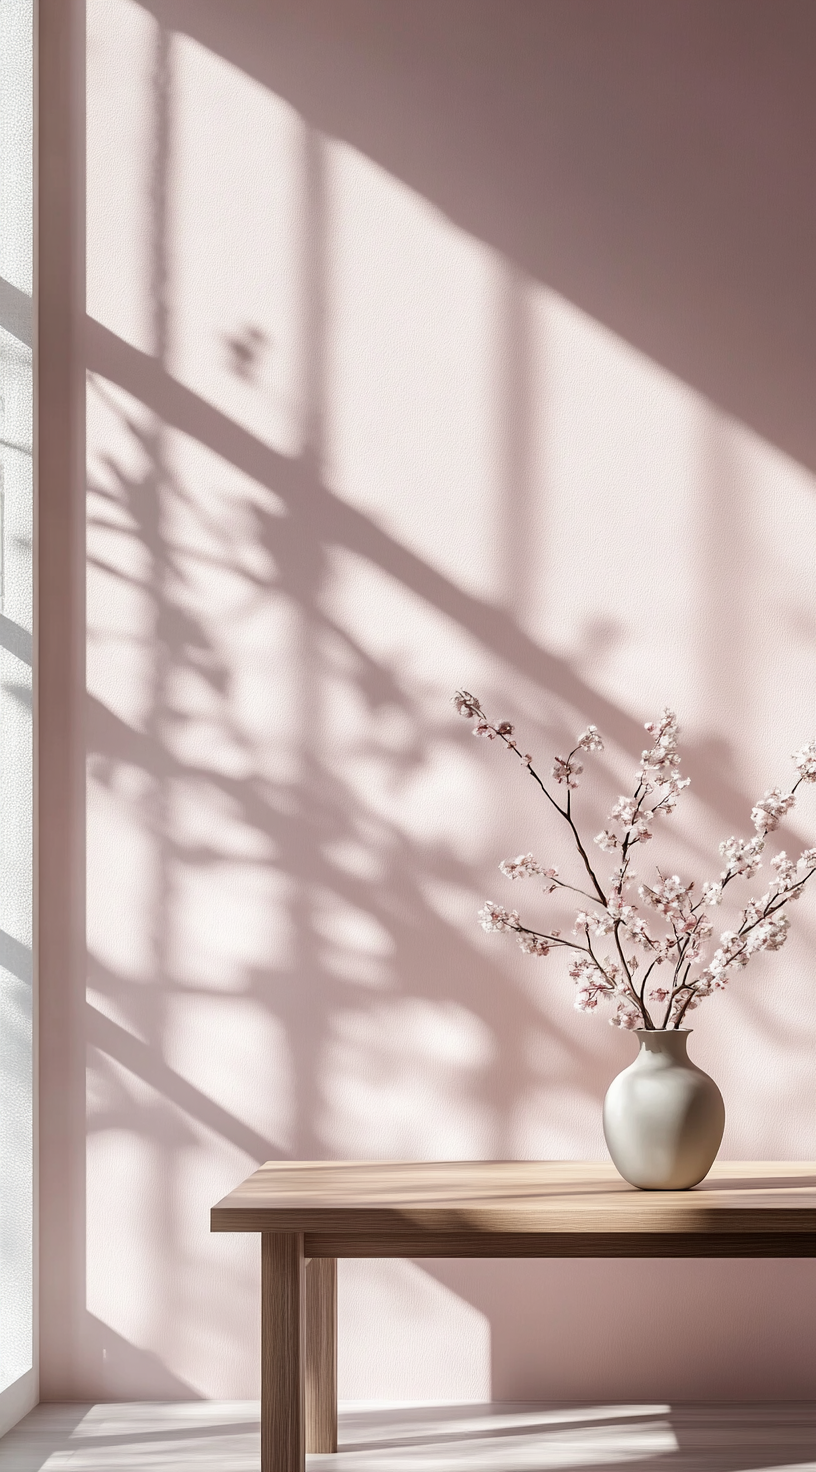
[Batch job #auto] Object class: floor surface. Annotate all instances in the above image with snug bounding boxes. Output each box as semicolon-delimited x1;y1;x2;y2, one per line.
0;1401;813;1472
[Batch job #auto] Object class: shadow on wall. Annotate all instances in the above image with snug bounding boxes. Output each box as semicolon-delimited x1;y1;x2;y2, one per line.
145;0;816;475
86;1315;202;1401
60;0;816;1401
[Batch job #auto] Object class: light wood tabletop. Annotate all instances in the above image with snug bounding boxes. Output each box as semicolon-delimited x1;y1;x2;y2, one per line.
211;1160;815;1472
211;1158;816;1255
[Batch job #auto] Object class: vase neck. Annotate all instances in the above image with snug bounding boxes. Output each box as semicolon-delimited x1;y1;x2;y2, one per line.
635;1028;691;1061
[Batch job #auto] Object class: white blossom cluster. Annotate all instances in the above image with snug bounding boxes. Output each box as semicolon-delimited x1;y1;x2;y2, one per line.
477;901;519;933
454;691;816;1029
751;787;795;834
718;834;765;880
552;753;583;788
793;741;816;782
498;853;559;892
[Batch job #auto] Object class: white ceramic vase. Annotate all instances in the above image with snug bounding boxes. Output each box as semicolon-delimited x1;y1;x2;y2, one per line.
603;1029;725;1190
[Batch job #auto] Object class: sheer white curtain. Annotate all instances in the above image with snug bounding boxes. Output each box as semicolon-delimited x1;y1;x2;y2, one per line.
0;0;34;1431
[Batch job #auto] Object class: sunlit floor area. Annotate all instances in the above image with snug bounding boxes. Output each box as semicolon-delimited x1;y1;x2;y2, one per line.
0;1401;814;1472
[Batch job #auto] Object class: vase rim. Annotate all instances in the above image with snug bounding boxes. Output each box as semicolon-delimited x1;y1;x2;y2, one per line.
634;1027;692;1034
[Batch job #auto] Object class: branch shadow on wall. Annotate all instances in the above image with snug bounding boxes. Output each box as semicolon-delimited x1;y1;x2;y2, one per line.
78;0;816;1401
141;0;816;479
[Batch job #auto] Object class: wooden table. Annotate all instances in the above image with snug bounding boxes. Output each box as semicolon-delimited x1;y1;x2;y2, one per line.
211;1160;816;1472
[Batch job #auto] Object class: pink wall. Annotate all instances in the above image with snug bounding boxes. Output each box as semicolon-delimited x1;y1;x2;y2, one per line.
40;0;816;1403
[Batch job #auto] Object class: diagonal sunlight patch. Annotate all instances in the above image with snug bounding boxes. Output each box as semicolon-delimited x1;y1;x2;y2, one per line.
85;4;816;1401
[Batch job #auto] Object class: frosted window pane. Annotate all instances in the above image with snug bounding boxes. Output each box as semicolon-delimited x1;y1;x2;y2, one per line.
0;0;34;1394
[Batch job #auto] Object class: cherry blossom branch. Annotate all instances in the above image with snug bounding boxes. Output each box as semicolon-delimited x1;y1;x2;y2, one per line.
611;921;638;1004
460;694;608;905
550;877;603;904
455;692;816;1030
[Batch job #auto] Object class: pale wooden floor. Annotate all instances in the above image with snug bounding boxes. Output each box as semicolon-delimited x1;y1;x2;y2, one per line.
0;1402;814;1472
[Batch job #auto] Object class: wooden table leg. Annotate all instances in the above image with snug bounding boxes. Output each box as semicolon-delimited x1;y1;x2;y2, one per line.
261;1232;305;1472
306;1258;337;1453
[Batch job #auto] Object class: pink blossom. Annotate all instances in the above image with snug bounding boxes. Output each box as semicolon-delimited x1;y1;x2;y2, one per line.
610;796;637;826
625;915;655;948
652;937;679;965
609;964;631;995
570;955;617;1013
705;928;750;987
644;709;678;739
770;851;797;889
744;912;789;955
516;933;550;956
574;909;614;937
609;797;654;841
574;987;600;1012
665;773;691;796
457;689;816;1030
638;873;693;918
552;754;583;788
751;786;795;834
606;895;637;925
478;902;519;933
592;911;615;936
702;881;723;906
499;853;547;880
496;853;559;895
741;897;767;927
630;815;653;843
569;955;608;984
610;1004;641;1029
718;834;765;879
609;865;637;891
639;709;682;781
577;725;604;752
453;690;481;718
793;739;816;782
708;957;733;989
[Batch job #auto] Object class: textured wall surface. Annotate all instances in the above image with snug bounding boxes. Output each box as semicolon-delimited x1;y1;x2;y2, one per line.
0;0;34;1431
40;0;816;1403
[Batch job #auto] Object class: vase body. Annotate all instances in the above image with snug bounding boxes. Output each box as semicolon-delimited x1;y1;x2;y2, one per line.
603;1030;725;1190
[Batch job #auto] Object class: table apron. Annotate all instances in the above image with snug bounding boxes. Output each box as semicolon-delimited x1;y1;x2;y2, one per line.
301;1231;815;1257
